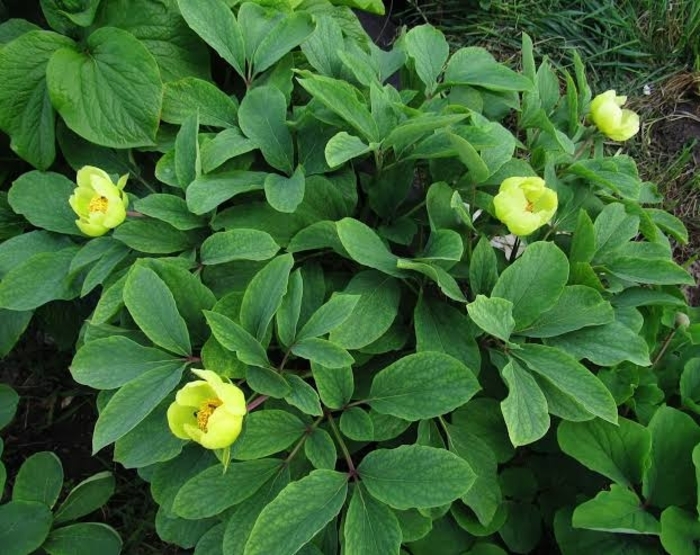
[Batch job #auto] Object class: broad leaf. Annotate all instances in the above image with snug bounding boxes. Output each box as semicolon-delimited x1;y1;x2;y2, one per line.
572;485;660;535
344;485;402;555
12;451;63;508
500;360;549;447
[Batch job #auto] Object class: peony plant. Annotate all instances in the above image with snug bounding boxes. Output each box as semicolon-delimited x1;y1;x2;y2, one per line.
0;1;698;554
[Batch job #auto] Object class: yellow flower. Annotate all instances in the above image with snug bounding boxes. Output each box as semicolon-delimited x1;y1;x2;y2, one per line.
167;369;247;450
69;166;129;237
589;90;640;141
493;177;558;236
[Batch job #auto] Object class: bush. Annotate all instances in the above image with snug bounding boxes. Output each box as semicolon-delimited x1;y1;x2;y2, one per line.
1;1;699;553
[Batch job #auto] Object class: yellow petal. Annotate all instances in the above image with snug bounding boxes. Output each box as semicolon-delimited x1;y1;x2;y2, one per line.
167;402;195;440
76;219;108;237
175;381;216;408
199;410;244;449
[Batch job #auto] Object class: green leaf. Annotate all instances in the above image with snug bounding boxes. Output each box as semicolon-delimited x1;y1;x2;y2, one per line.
47;27;161;147
54;472;115;524
469;236;499;296
305;428;336;470
0;384;19;430
444;47;533;91
570;209;596;264
0;500;53;555
201;127;256;173
43;523;122;555
491;241;569;329
204;311;269;368
500;360;549;447
253;12;314;74
369;352;480;421
300;15;343;77
518;285;614;338
414;297;481;371
591;202;639;261
0;247;79;311
245;470;348;555
96;0;210;83
292;337;354;368
603;257;694;286
329;272;401;349
201;229;280;265
359;445;475;510
265;167;305;213
0;310;32;358
133;194;205;231
124;265;191;355
12;451;63;508
325;132;373;168
558;418;651;487
570;158;642;200
114;401;185;469
113;219;194;254
174;459;282;519
276;269;303;347
344;485;402;555
296;294;359;341
513;344;618;423
239;86;294;174
546;321;651;367
92;364;184;453
162;77;238;127
466;295;515;342
336;218;403;277
231;410;305;460
195;523;226;555
312;363;353;410
71;336;181;389
340;407;374;441
660;507;700;555
0;30;73;169
186;171;267;214
175;113;200;188
643;406;700;509
296;71;379;142
9;170;80;234
284;375;323;416
240;254;294;341
404;24;449;95
572;485;660;535
177;0;245;77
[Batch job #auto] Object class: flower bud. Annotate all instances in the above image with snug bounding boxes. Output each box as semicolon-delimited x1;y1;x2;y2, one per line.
589;90;640;141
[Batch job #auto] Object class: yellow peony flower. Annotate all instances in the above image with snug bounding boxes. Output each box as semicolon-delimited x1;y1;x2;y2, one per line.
167;369;247;450
493;177;558;236
589;90;640;141
69;166;129;237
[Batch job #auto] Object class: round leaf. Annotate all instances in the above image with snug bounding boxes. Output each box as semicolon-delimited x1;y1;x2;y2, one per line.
0;500;53;555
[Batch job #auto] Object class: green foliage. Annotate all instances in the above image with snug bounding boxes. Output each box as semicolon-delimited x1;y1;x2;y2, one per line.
1;3;699;554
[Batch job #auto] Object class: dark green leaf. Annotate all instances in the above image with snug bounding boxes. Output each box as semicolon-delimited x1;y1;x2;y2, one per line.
572;485;660;535
204;310;269;368
54;472;115;524
312;363;353;410
231;410;305;460
43;523;122;555
265;167;305;213
444;47;533;91
201;229;280;265
12;451;63;508
344;485;402;555
305;428;337;470
162;77;238;127
292;337;354;368
500;360;549;447
186;171;267;214
0;500;53;555
467;295;515;342
284;375;322;416
253;12;314;74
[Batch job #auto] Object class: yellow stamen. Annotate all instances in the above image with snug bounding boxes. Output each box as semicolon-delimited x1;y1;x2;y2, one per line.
88;195;109;214
196;398;223;431
525;200;534;212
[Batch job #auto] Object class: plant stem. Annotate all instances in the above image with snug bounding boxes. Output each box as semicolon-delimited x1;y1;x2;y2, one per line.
284;416;324;465
651;327;678;367
327;412;357;479
246;395;269;412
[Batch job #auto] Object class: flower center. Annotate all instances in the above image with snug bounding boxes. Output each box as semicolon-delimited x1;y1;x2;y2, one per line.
88;195;109;214
525;200;534;213
196;398;223;431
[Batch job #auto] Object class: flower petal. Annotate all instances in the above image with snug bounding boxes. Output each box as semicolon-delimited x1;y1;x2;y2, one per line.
167;402;196;440
199;409;244;449
176;381;216;408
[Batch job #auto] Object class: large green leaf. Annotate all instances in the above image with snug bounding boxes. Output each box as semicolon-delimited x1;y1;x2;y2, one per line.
0;384;20;430
572;485;660;535
660;507;700;555
133;194;205;231
43;523;122;555
174;459;282;518
92;363;185;453
124;265;191;355
201;229;280;265
513;344;618;423
0;30;74;169
491;241;569;329
369;352;479;421
186;171;267;214
311;363;354;410
344;485;402;555
177;0;244;77
414;297;481;371
47;27;162;147
265;167;305;213
444;47;533;91
466;295;515;342
329;272;401;350
162;77;237;127
12;451;63;508
54;472;116;524
245;470;348;555
113;219;194;254
558;418;650;487
204;310;269;367
643;406;700;509
240;254;294;341
8;171;78;235
71;336;181;389
336;217;403;277
500;360;549;447
296;294;359;341
231;410;306;460
358;445;475;510
97;0;210;82
238;86;294;174
253;12;314;74
0;500;53;555
404;24;449;95
291;337;354;368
